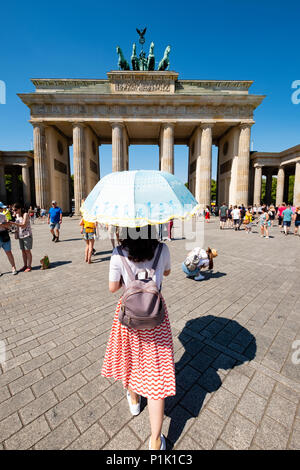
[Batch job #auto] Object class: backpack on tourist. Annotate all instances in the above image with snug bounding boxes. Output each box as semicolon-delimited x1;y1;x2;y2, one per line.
183;252;200;272
117;243;165;330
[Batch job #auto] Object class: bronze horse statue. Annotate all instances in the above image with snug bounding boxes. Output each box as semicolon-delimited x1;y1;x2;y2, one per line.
147;42;155;71
158;45;171;71
116;46;130;71
131;43;139;71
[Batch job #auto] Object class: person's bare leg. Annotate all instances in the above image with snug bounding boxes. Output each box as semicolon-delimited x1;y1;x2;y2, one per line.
85;241;89;262
128;387;139;405
26;250;32;268
148;398;165;450
55;229;60;240
21;249;27;267
88;240;94;263
6;251;16;269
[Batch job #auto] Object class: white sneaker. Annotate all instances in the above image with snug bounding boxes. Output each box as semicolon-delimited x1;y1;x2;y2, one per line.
194;274;205;281
126;391;141;416
149;434;166;451
12;268;17;275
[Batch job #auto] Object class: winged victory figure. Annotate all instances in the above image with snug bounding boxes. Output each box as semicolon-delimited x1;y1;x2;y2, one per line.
136;27;147;44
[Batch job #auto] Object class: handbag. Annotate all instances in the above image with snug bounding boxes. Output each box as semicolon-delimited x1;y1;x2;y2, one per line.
0;230;10;243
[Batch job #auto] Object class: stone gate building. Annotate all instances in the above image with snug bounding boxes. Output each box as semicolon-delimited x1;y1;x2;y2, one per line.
18;71;267;214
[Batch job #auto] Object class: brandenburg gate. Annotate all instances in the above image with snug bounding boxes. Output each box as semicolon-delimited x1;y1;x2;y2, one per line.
18;70;265;214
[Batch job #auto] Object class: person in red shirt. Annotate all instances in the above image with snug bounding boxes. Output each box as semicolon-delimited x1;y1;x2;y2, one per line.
277;202;286;228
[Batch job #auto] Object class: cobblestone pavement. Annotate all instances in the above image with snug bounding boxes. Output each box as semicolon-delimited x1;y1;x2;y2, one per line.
0;216;300;450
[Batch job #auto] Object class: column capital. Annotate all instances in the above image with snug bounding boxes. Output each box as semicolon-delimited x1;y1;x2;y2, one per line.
72;121;86;129
110;121;124;129
31;121;46;130
239;121;254;129
200;122;214;130
161;122;175;130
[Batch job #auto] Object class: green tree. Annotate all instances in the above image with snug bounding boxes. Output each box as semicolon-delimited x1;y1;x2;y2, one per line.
5;174;12;194
211;179;216;202
288;175;295;204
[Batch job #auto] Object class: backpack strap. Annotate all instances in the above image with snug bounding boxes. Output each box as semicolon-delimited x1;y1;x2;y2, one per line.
116;246;135;282
151;243;163;272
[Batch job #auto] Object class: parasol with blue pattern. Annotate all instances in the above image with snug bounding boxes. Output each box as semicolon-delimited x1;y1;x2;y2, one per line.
80;170;200;227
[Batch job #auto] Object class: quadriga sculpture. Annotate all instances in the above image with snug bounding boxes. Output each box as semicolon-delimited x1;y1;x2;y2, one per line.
116;46;130;71
158;45;171;71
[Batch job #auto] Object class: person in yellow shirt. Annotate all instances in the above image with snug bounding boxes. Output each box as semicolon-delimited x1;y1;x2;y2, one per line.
243;208;253;233
79;218;96;264
3;206;12;221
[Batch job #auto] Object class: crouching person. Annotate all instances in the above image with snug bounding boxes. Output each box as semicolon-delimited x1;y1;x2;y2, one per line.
182;247;218;281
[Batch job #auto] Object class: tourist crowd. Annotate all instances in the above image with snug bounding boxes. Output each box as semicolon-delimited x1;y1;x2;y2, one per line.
215;202;300;238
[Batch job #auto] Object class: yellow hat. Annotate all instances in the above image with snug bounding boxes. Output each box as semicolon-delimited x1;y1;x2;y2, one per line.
211;249;218;258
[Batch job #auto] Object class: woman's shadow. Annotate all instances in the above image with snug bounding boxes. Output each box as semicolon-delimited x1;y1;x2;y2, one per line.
165;315;257;449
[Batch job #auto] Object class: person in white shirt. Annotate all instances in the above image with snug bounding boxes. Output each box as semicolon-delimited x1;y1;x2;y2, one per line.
101;225;175;451
232;206;241;231
182;247;218;281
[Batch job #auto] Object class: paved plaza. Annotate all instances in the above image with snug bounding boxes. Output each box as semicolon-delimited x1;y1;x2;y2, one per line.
0;216;300;450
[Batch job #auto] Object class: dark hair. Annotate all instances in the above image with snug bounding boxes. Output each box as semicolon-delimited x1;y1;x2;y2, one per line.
207;247;214;270
120;225;159;263
13;203;25;216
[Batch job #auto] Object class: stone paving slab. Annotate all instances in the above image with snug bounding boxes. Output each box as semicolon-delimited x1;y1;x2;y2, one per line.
0;216;300;450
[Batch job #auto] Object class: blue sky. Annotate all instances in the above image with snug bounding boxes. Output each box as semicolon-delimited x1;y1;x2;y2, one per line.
1;0;299;183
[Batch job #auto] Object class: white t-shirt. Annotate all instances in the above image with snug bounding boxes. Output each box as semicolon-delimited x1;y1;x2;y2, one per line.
109;243;171;289
0;213;7;231
188;247;209;268
232;208;241;220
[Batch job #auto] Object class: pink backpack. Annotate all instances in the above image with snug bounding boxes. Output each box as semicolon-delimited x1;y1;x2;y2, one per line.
117;244;165;330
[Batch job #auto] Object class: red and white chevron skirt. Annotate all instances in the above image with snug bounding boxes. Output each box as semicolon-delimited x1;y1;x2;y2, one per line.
101;297;176;400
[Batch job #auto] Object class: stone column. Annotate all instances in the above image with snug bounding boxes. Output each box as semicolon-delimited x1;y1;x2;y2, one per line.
161;123;174;173
123;127;129;171
236;123;252;206
159;128;163;171
283;172;289;204
0;165;6;202
22;165;31;207
33;123;48;209
276;167;285;207
253;165;262;206
111;122;124;172
73;122;86;215
195;124;213;209
293;161;300;207
266;169;273;205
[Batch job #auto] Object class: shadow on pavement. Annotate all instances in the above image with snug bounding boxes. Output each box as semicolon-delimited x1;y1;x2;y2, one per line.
94;250;113;256
58;238;83;242
91;256;111;263
165;315;257;449
49;261;72;268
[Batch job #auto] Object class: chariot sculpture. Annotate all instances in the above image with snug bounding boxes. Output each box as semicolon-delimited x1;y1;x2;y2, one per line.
116;28;171;71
